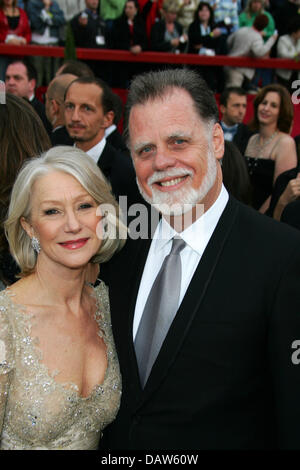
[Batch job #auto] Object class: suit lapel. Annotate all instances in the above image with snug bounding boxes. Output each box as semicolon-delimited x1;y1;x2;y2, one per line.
122;208;159;397
98;142;113;177
138;197;240;404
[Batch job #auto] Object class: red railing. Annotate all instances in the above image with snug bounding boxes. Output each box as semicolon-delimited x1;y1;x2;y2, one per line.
0;43;299;70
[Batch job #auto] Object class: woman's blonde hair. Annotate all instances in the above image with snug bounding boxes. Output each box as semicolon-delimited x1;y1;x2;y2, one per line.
4;146;127;277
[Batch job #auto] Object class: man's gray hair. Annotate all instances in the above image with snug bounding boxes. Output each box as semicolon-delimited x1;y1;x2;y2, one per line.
124;68;219;143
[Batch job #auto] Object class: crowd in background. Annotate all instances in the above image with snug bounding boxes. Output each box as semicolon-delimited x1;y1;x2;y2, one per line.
0;0;300;289
0;0;299;92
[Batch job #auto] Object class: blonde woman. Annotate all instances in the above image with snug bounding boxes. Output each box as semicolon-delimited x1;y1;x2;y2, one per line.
0;146;126;449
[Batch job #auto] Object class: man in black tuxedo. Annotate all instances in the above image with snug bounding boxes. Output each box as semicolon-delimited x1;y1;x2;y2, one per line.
101;68;300;450
219;86;253;155
5;59;52;135
64;76;141;207
45;73;76;146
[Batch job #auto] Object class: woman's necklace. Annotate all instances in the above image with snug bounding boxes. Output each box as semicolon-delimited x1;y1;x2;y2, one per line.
254;130;278;158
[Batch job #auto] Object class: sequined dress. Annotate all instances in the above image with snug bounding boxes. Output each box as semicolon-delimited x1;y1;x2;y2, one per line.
0;283;121;450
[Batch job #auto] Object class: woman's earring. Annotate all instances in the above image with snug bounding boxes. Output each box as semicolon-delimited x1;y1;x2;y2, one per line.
31;236;41;254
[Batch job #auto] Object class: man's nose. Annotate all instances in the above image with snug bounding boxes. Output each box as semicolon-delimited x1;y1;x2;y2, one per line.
152;148;176;171
71;106;81;121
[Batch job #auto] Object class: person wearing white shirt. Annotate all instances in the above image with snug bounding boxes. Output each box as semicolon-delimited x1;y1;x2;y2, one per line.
63;76;142;207
276;16;300;91
100;68;300;450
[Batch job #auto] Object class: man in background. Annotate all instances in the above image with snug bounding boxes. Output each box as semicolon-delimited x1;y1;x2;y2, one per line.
5;59;51;134
219;87;253;154
45;73;76;146
64;76;141;206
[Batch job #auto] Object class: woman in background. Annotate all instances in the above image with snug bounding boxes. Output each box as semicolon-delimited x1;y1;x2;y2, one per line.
188;2;223;91
245;84;297;212
0;94;51;289
150;0;188;53
276;17;300;93
0;0;31;79
239;0;275;40
111;0;148;87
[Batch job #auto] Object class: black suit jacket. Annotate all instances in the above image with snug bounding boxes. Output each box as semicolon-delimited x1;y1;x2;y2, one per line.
98;142;143;208
30;96;52;135
51;126;74;146
106;128;130;156
70;11;109;48
111;15;147;51
150;20;184;52
233;123;253;155
281;199;300;230
188;19;221;54
101;196;300;449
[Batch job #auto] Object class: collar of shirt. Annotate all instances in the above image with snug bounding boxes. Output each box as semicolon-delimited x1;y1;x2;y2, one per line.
221;121;238;133
85;8;98;19
153;184;229;256
105;124;116;138
52;125;63;132
75;137;106;164
200;24;211;35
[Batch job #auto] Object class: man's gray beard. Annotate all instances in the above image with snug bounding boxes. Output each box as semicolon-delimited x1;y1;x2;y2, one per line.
136;147;217;216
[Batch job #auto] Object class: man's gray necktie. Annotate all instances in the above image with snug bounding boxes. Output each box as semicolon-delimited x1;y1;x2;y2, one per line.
134;237;186;388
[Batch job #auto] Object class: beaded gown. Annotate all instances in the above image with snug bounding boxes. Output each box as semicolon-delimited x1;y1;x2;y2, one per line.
0;282;121;450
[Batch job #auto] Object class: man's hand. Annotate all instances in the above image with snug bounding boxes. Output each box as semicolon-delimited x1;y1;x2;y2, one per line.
130;45;142;54
281;173;300;204
171;37;180;47
212;27;222;37
274;173;300;220
78;13;88;26
7;37;26;45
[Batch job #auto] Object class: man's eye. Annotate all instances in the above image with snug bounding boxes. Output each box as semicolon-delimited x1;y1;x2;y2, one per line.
174;139;186;145
140;146;152;155
84;105;92;111
65;103;73;109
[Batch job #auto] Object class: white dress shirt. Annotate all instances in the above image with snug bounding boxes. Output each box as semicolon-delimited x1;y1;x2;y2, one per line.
75;136;106;164
105;124;117;138
133;185;229;339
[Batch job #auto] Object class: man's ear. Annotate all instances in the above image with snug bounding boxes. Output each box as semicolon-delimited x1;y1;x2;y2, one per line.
52;98;60;115
103;110;114;128
219;104;226;116
20;217;34;239
212;123;224;161
29;78;36;96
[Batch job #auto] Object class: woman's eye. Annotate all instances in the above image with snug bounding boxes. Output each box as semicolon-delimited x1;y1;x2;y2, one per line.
79;203;93;210
44;209;59;215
